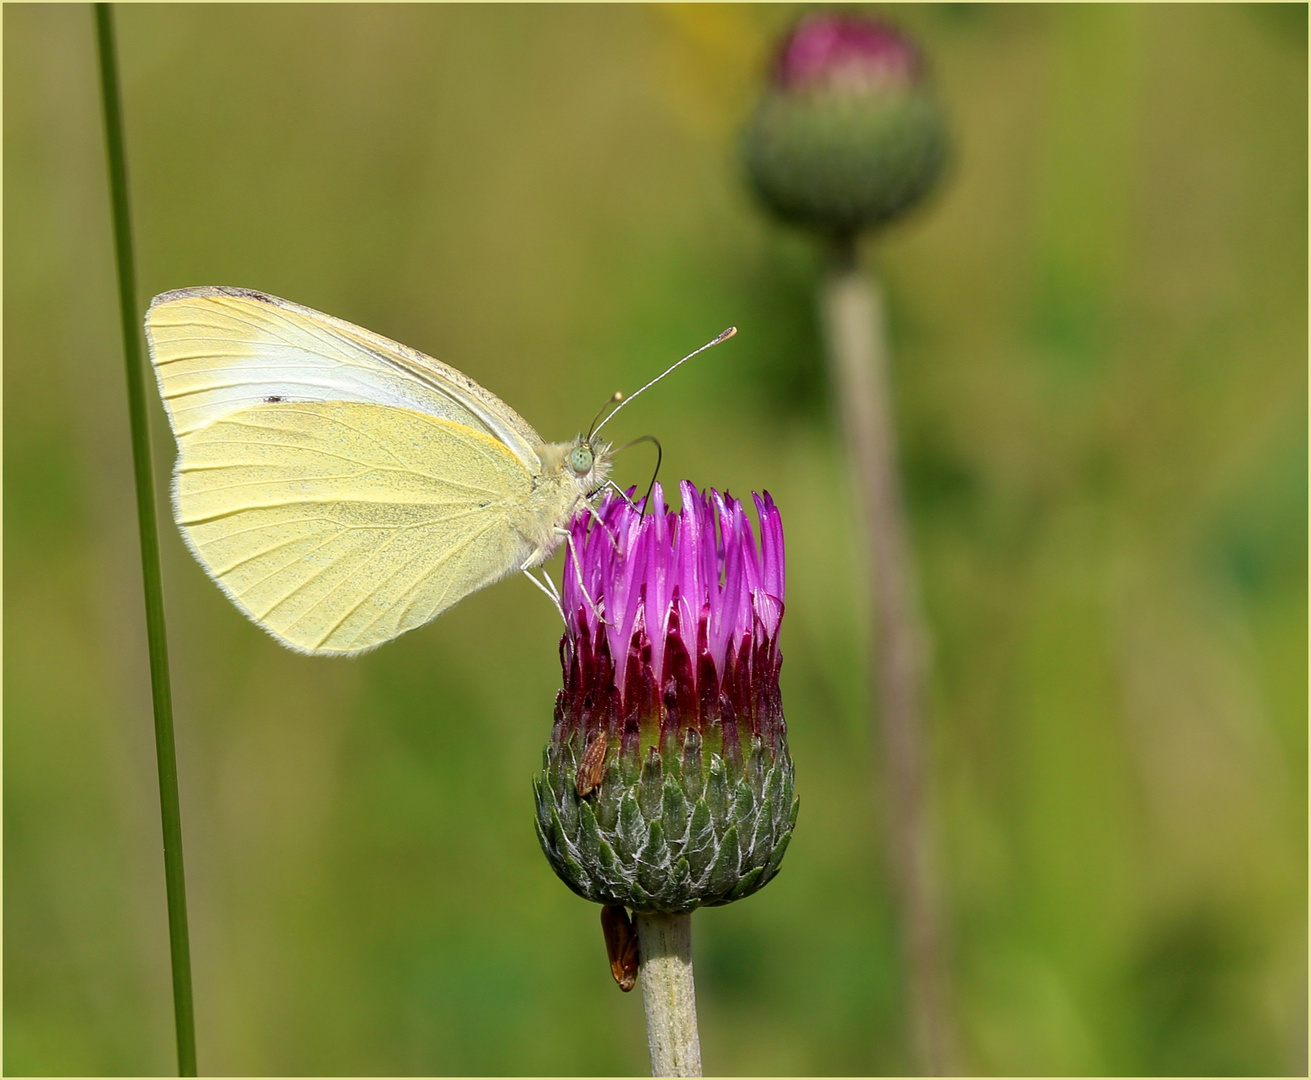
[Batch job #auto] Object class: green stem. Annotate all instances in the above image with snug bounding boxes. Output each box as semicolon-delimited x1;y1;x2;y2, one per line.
634;911;702;1077
819;244;958;1075
93;5;198;1075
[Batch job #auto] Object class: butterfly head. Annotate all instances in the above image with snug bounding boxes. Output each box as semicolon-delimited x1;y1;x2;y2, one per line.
566;435;613;495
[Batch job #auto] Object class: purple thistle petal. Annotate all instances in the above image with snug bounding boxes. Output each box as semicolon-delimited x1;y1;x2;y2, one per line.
648;483;673;686
698;487;718;603
709;490;744;676
608;507;644;688
755;490;786;604
556;482;786;749
674;481;707;687
740;505;762;599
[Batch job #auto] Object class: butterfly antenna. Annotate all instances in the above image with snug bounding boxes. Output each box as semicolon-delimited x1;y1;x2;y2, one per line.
587;391;623;440
592;326;736;437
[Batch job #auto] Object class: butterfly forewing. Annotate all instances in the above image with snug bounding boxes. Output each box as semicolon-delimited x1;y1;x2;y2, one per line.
174;401;537;654
147;287;544;466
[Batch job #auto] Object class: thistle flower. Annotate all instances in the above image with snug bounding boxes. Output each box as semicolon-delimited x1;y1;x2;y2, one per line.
740;15;960;1072
534;482;796;913
743;12;948;238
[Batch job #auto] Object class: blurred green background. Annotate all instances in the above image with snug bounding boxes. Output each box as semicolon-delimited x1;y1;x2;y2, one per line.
5;4;1306;1075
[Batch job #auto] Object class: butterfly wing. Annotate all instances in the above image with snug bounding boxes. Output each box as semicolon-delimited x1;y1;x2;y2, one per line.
146;286;544;467
145;287;560;653
174;400;538;655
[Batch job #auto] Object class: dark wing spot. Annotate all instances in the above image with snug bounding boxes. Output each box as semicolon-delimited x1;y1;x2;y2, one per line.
265;396;284;403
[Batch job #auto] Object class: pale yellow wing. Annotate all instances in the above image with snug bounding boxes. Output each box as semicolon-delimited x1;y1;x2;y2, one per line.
146;286;544;468
174;400;537;655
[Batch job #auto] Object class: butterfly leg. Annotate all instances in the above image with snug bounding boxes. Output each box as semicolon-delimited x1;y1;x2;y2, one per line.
520;553;562;603
525;561;562;604
585;499;621;553
555;526;609;626
603;480;639;510
522;566;565;622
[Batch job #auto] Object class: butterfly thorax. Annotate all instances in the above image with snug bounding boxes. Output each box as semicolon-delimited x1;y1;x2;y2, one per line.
514;437;612;569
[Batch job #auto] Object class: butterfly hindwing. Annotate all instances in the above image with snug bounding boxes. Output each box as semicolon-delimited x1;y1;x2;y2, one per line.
174;400;537;655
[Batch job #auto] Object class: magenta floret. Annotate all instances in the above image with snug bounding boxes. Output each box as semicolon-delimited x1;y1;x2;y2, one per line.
774;12;922;93
556;482;787;759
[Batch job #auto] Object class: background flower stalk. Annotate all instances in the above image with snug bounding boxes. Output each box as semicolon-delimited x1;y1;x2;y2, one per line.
821;251;954;1075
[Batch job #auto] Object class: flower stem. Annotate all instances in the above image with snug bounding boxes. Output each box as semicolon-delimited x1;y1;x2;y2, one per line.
93;5;198;1075
819;239;958;1075
634;911;702;1077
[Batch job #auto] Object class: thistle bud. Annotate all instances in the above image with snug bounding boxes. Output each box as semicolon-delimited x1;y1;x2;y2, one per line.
743;13;948;238
534;483;797;913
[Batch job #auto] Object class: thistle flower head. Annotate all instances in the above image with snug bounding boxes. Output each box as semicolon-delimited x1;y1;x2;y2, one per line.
559;481;785;760
535;483;797;913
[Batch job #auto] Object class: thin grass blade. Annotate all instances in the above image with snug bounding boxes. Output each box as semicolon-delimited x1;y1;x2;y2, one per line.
92;4;198;1074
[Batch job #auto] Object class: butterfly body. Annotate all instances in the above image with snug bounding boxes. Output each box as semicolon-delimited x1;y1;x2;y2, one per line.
147;287;611;655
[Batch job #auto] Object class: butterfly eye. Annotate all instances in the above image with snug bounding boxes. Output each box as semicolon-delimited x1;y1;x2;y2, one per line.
569;445;594;475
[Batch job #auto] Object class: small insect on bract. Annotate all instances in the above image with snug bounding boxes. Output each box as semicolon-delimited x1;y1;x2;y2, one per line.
575;730;608;797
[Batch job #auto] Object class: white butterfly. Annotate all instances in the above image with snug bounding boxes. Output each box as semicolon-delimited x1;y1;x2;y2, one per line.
146;287;732;657
145;286;620;656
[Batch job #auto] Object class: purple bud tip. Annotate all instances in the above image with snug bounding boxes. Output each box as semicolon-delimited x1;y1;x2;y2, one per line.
557;483;786;753
773;12;922;94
